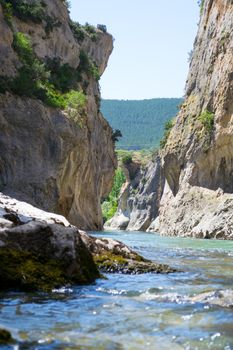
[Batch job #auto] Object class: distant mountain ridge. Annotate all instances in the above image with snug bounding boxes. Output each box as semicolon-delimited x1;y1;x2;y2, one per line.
101;98;183;150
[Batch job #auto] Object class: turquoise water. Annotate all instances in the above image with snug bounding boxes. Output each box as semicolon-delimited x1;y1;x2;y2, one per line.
1;231;233;349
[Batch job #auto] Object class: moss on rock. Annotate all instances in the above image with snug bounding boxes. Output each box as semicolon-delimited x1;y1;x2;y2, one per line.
0;248;67;292
94;251;176;274
0;221;100;292
0;246;99;292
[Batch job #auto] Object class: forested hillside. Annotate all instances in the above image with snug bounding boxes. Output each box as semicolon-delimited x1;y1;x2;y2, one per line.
101;98;183;150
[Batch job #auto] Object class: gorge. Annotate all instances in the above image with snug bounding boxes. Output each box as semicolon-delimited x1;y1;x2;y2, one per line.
0;0;233;349
106;0;233;240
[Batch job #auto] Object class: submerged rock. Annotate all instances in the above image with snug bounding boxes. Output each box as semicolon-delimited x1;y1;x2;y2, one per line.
190;289;233;308
0;329;14;345
80;231;176;274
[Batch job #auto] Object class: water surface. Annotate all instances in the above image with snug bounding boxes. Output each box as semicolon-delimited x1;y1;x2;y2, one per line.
1;231;233;349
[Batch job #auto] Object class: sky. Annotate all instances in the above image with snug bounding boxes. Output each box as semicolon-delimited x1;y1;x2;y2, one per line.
69;1;200;100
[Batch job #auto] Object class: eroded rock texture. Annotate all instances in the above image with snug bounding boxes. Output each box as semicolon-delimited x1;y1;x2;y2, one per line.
158;0;233;239
0;0;116;230
105;156;164;231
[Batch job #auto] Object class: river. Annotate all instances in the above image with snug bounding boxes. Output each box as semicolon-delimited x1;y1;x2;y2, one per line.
1;231;233;349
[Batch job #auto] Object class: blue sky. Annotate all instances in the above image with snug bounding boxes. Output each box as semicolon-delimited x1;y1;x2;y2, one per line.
70;1;200;99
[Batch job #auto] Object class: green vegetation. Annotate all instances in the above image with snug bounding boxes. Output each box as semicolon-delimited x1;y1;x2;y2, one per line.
160;119;174;148
102;168;126;222
117;149;155;168
69;20;99;43
83;22;97;41
0;0;61;34
0;0;13;26
122;153;132;165
0;33;90;113
101;98;182;150
198;0;205;14
44;16;61;35
46;57;81;92
0;244;99;292
111;129;122;142
198;110;214;133
0;248;67;292
78;51;100;80
0;0;45;23
101;148;154;222
64;90;87;127
11;32;55;102
11;32;67;108
69;21;85;42
97;24;107;33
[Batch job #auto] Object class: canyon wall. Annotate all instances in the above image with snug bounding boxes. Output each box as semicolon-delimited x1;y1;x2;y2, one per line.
0;0;117;230
105;156;164;232
106;0;233;239
158;0;233;238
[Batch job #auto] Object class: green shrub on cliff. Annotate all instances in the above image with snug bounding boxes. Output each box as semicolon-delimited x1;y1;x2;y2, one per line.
160;119;174;148
69;21;85;42
13;32;34;62
83;22;97;41
0;0;13;25
11;32;52;100
198;110;214;133
122;154;133;165
0;32;89;111
0;0;47;25
198;0;205;14
102;168;126;222
79;51;100;81
70;21;98;43
46;57;82;93
64;90;87;127
65;90;87;110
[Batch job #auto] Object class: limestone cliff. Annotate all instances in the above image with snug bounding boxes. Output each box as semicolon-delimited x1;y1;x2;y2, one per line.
0;0;117;230
158;0;233;238
105;156;164;231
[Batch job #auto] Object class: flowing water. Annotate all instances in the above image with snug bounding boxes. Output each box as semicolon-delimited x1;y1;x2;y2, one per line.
1;231;233;350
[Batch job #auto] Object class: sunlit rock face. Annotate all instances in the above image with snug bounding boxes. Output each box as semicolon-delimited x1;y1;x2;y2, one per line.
105;156;164;232
158;0;233;238
0;0;117;230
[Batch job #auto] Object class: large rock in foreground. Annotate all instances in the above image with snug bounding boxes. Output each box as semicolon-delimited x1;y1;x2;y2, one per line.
0;221;99;291
0;193;177;291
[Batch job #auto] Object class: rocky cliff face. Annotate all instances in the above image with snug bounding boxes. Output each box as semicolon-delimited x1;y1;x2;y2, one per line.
158;0;233;238
105;156;164;231
0;0;117;230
